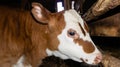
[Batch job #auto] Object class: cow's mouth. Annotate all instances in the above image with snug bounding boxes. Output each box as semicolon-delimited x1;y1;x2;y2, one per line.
80;58;88;63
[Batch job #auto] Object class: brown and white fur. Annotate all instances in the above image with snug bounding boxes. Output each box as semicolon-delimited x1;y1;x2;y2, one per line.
0;2;102;67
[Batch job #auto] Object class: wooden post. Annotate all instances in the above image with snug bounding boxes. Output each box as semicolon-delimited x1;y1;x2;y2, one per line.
64;0;72;10
83;0;120;21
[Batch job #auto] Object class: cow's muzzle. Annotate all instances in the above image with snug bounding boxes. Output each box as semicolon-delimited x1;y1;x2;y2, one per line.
93;53;102;65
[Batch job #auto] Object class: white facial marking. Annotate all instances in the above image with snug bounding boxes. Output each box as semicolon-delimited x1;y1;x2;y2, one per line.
46;49;69;59
46;9;102;65
12;55;32;67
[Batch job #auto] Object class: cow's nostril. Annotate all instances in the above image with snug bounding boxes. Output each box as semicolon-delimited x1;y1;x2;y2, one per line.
94;53;102;64
80;58;88;63
85;59;88;62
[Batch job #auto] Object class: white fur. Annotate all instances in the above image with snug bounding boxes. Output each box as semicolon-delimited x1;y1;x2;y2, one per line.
46;9;101;64
46;49;69;59
12;55;32;67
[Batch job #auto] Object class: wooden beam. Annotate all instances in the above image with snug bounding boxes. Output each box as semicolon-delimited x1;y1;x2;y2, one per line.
64;0;72;10
83;0;120;21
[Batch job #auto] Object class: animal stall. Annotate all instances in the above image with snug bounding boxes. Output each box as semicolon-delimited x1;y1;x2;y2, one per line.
0;0;120;67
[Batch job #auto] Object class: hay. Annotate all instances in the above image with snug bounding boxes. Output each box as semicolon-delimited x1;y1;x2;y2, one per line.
102;54;120;67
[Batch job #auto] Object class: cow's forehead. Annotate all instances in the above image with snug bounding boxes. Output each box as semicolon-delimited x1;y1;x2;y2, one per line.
63;9;84;26
63;9;85;35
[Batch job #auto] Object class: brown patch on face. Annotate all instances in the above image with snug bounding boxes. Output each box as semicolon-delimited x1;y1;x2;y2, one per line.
74;38;95;53
79;23;86;36
47;12;66;51
84;21;89;32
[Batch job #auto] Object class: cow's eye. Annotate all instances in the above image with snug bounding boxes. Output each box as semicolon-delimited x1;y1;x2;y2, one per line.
69;31;75;36
67;29;77;37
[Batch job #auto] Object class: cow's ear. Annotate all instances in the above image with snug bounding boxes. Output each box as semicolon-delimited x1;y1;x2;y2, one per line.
31;2;50;23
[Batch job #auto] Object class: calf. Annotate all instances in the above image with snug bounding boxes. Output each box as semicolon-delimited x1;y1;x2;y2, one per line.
0;2;102;67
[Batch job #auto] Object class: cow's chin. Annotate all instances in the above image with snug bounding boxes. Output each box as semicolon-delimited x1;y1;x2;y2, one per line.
67;56;99;65
64;56;101;65
46;48;101;65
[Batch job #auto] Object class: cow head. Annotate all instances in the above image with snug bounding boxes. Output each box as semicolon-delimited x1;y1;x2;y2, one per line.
31;2;102;65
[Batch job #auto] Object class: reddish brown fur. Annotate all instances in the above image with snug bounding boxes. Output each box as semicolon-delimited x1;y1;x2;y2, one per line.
84;22;89;32
47;12;65;50
0;6;65;67
74;38;95;53
73;22;95;53
79;23;86;36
